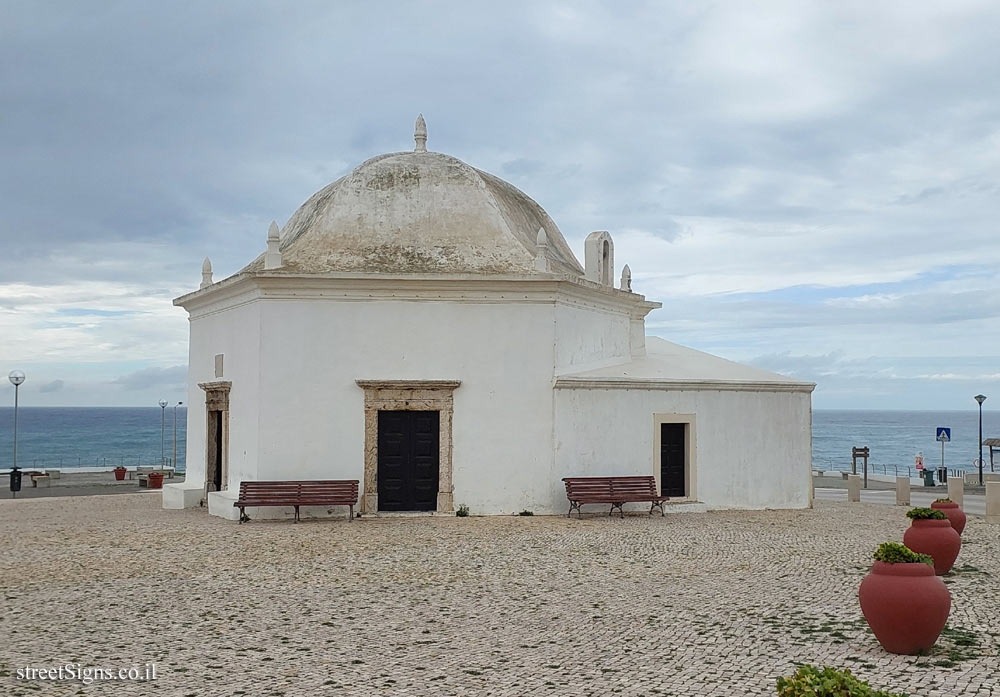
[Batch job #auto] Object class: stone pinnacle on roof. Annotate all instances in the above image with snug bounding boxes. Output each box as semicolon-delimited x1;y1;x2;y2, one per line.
201;257;213;289
264;220;282;270
534;227;550;272
414;113;427;152
620;264;632;292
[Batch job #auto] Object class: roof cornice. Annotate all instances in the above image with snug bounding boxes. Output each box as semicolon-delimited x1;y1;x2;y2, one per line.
553;377;816;393
175;272;660;317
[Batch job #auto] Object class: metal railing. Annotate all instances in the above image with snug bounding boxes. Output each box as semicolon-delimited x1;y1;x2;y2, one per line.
12;456;186;472
812;460;968;479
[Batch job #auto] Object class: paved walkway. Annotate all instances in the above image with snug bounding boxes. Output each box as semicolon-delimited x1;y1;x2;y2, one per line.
0;470;180;499
816;487;988;516
1;495;998;696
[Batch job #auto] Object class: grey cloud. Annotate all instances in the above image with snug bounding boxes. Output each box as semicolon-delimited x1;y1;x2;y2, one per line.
39;379;65;393
894;186;946;206
501;158;545;177
748;351;848;380
111;366;187;391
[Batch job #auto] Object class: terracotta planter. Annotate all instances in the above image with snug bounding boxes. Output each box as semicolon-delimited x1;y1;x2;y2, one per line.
148;473;164;489
931;501;967;535
903;519;961;575
113;467;127;481
859;561;951;654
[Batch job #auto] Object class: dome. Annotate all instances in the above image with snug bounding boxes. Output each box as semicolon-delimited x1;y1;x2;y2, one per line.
242;117;584;276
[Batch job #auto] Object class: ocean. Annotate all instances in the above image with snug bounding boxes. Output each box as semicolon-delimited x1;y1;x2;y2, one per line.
811;409;999;476
0;407;996;476
0;407;187;472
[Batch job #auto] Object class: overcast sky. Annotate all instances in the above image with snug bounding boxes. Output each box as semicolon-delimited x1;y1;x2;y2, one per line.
1;1;999;409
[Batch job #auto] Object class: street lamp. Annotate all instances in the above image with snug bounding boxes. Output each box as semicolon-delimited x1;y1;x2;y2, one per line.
8;370;25;498
975;394;987;486
172;401;183;469
158;399;168;466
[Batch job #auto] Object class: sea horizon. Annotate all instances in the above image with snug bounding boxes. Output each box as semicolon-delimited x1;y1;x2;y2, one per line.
2;405;996;412
0;406;997;475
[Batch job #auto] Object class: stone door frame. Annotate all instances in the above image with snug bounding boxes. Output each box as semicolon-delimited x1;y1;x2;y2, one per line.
651;412;696;501
356;380;460;514
199;380;231;495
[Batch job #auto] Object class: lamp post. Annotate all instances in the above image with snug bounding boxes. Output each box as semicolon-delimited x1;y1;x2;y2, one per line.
975;394;987;486
172;401;183;469
8;370;25;498
158;399;168;466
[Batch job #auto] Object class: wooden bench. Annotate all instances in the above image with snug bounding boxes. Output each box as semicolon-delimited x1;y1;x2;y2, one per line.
234;480;359;524
130;466;175;481
562;476;669;518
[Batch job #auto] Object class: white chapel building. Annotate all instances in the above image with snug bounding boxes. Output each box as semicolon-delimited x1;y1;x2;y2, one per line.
162;116;815;519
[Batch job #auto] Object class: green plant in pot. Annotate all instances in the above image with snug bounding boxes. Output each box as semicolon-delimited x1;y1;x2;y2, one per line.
903;507;960;574
906;507;947;520
858;542;950;654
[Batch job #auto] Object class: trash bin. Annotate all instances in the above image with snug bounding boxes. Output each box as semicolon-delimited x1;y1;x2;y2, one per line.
937;467;948;484
923;469;936;487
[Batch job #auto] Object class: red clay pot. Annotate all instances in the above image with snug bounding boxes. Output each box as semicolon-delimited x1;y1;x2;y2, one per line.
903;519;961;575
931;501;967;535
148;473;165;489
859;561;950;654
113;467;127;481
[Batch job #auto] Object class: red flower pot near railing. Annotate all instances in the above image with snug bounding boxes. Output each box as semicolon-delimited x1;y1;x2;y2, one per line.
113;466;127;481
931;498;967;535
903;508;961;575
148;472;164;489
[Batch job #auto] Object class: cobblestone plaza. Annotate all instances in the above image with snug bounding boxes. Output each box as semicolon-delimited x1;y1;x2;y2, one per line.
2;494;997;696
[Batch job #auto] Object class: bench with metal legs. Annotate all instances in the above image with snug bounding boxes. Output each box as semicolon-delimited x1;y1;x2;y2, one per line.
234;480;359;524
563;476;668;519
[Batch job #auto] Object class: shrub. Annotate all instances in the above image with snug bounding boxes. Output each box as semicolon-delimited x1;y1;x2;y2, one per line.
455;504;470;517
518;510;534;516
776;665;905;697
906;507;947;520
873;541;933;567
934;497;953;503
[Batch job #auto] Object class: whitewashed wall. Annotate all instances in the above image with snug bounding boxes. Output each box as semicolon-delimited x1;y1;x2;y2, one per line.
553;387;813;512
553;303;632;374
252;298;559;514
178;302;262;491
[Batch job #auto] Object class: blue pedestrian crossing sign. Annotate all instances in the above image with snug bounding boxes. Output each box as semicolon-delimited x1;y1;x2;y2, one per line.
936;427;951;442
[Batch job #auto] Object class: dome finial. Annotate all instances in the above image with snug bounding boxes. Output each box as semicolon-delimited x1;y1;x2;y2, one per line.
414;113;427;152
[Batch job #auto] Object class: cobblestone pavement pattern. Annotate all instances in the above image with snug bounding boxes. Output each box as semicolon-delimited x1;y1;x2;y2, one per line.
1;495;998;696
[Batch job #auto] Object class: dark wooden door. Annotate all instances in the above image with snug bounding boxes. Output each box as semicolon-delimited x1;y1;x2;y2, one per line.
212;413;223;491
206;410;223;492
378;410;440;511
660;423;686;497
